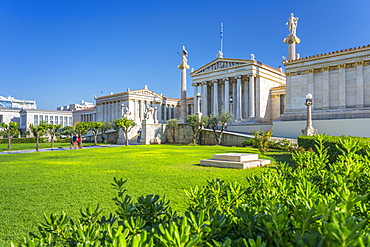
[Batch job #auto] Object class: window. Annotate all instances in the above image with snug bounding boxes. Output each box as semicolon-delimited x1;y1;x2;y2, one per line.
54;116;58;125
50;116;54;124
45;115;49;124
64;117;68;127
166;105;169;120
34;115;38;126
171;106;174;119
161;104;165;120
280;95;286;115
0;115;3;123
69;117;72;126
59;116;63;126
39;115;43;123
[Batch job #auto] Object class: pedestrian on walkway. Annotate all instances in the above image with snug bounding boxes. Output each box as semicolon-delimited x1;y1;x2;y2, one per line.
72;134;77;149
137;128;142;143
77;135;81;149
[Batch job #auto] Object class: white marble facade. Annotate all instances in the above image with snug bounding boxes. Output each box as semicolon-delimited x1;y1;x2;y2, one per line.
190;58;285;123
282;45;370;120
94;87;188;125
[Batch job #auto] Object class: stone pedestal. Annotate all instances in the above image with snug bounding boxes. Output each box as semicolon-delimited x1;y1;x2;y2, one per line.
200;153;270;169
141;120;165;144
283;34;300;61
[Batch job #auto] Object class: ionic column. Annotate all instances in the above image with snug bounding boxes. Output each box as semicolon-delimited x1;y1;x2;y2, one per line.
201;82;208;115
242;79;248;119
193;83;198;114
322;67;330;109
356;61;364;107
235;76;242;120
223;78;230;113
249;74;255;118
338;64;346;108
213;80;218;115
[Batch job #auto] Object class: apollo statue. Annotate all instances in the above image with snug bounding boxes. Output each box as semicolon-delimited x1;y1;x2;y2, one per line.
286;13;298;35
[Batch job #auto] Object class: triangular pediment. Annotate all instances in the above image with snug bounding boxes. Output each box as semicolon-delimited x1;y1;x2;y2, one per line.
191;58;249;75
130;89;162;98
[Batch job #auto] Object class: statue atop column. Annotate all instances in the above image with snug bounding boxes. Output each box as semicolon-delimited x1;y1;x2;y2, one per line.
286;13;298;35
178;46;190;123
283;13;301;61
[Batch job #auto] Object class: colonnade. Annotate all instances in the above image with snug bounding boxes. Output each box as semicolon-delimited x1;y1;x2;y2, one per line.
96;99;177;123
192;74;257;120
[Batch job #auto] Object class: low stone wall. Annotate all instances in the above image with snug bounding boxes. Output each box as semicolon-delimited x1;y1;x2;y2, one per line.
273;118;370;138
200;129;253;146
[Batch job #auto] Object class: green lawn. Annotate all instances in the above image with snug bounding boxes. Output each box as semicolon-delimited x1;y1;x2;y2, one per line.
0;144;290;245
0;142;97;151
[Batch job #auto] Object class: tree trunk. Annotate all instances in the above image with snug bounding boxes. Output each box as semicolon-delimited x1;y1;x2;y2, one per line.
124;131;129;146
94;132;98;145
36;136;40;152
51;135;55;148
7;137;11;150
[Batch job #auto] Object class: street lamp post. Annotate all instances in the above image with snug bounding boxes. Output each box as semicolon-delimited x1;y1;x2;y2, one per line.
301;93;318;136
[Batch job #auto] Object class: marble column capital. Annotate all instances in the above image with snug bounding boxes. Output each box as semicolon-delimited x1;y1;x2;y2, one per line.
356;61;364;66
248;73;256;78
192;83;198;87
339;64;346;69
234;75;242;80
212;79;218;84
222;77;229;82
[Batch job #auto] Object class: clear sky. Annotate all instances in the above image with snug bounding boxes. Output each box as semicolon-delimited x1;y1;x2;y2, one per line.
1;0;370;110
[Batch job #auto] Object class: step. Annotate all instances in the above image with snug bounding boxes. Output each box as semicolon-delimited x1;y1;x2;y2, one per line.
212;153;259;162
200;159;262;169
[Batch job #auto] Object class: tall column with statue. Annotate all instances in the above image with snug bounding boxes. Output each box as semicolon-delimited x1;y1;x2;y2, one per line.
283;13;300;61
178;46;190;123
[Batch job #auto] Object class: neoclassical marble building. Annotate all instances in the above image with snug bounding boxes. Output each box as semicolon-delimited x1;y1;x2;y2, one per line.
190;57;286;123
282;45;370;120
94;86;193;125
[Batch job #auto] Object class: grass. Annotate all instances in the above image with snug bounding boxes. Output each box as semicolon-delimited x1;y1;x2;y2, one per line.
0;144;291;245
0;142;99;151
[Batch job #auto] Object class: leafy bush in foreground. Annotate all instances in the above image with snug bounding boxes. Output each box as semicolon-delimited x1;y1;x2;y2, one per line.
13;139;370;246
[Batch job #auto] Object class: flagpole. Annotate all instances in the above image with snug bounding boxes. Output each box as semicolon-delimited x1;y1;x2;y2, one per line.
220;22;223;53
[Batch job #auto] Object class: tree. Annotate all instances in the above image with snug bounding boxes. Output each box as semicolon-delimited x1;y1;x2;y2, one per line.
114;117;136;146
29;121;48;152
74;122;89;148
99;121;113;144
61;126;74;137
166;118;178;143
208;111;233;145
185;114;208;145
0;121;20;150
88;122;103;145
46;123;62;148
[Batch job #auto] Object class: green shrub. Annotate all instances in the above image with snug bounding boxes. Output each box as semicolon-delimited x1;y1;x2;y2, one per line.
251;130;272;154
241;139;253;147
0;137;48;144
298;134;370;162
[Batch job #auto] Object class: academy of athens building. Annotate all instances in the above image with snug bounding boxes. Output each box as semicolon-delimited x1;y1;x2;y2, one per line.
190;57;286;130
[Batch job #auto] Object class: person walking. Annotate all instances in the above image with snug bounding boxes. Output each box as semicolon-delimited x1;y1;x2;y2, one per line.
72;134;77;149
77;135;81;149
137;128;142;143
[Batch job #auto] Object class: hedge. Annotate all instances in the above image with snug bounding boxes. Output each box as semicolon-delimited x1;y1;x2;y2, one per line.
298;134;370;162
0;137;48;144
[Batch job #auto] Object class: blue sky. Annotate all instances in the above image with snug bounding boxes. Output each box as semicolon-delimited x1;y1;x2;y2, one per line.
1;0;370;110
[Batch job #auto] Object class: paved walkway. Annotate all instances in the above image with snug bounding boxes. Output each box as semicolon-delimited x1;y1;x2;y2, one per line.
0;144;125;155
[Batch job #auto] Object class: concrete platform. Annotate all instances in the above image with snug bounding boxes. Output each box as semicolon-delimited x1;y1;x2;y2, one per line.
200;153;270;169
